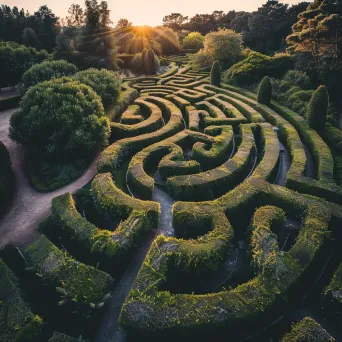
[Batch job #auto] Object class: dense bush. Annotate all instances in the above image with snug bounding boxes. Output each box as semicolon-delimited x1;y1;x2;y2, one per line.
21;60;78;94
223;51;293;86
192;29;244;70
306;85;329;134
72;69;121;109
210;60;221;87
0;42;49;89
0;142;14;215
131;52;143;71
257;76;272;105
10;78;110;161
182;32;204;51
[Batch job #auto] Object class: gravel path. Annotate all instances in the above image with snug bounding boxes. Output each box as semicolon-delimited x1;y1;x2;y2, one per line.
0;109;98;248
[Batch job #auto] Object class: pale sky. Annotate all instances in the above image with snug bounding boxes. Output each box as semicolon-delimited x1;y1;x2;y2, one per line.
3;0;312;27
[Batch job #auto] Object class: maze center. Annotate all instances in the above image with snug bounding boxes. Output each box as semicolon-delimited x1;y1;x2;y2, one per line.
4;57;342;342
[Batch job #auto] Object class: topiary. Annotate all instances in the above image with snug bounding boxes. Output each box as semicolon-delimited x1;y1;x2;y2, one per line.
144;48;158;75
72;69;121;109
257;76;272;105
10;78;110;162
21;60;78;94
210;60;221;87
306;85;329;134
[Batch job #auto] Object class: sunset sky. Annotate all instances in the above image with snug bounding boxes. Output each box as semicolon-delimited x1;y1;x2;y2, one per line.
3;0;312;26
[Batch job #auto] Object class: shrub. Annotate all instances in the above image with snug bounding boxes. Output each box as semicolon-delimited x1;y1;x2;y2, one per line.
155;27;181;55
210;60;221;87
223;52;293;86
131;52;143;71
306;85;329;134
0;42;49;89
21;60;78;94
257;76;272;105
182;32;204;51
282;70;312;89
0;142;14;215
144;48;159;75
10;78;110;161
72;69;121;109
192;29;244;70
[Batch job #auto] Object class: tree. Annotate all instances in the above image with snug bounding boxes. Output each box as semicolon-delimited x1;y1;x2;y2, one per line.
21;60;78;94
0;141;14;214
116;18;132;29
162;13;188;30
21;28;42;50
257;76;273;105
210;60;221;87
72;69;121;109
182;32;204;50
144;48;159;75
84;0;101;27
10;78;110;161
306;85;329;133
192;29;244;70
66;4;85;27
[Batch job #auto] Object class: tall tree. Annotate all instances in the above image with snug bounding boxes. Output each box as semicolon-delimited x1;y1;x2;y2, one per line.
66;4;85;27
163;13;188;30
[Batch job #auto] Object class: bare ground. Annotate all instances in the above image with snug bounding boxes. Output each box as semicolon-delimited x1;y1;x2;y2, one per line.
0;109;98;248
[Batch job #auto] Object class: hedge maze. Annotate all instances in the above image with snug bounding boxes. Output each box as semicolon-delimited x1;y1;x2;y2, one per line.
1;61;342;340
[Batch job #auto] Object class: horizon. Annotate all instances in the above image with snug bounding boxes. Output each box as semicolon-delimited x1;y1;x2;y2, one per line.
2;0;312;27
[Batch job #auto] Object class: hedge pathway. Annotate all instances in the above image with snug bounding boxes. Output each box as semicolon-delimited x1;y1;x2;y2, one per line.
1;60;342;341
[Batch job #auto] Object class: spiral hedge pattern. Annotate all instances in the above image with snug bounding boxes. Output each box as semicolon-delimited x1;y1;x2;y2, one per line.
2;60;342;341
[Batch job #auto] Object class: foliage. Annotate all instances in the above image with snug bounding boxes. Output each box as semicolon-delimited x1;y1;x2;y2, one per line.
223;51;293;86
72;68;121;109
116;18;132;29
182;32;204;51
192;29;244;70
21;60;78;94
257;76;272;105
306;85;329;134
0;42;49;89
154;27;181;55
10;78;110;162
0;142;14;215
144;48;159;75
210;60;221;87
0;5;59;52
282;317;335;341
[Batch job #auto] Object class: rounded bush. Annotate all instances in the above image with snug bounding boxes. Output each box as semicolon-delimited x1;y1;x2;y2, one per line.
21;60;78;94
72;69;121;109
10;78;110;161
210;60;221;87
257;76;273;105
306;85;329;134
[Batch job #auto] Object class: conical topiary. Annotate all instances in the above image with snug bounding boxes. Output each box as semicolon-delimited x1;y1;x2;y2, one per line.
257;76;272;105
210;60;221;87
306;85;329;134
144;48;157;75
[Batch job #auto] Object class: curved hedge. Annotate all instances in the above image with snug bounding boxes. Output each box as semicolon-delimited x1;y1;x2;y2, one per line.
0;141;14;215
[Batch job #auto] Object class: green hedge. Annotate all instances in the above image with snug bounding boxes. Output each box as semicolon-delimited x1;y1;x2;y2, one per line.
120;178;341;334
281;317;334;341
0;141;14;215
0;95;21;111
324;262;342;310
22;235;113;318
0;258;44;341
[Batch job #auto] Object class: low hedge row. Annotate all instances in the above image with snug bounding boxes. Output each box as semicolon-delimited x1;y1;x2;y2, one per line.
0;141;15;215
166;124;256;201
184;106;207;131
120;177;342;335
324;261;342;311
0;95;21;111
49;332;89;342
219;84;342;204
0;258;44;341
111;98;164;140
192;126;234;170
281;317;335;341
22;235;113;318
107;82;139;122
97;96;185;174
47;192;158;270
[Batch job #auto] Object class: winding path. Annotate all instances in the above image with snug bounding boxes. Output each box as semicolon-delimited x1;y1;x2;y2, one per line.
0;109;98;248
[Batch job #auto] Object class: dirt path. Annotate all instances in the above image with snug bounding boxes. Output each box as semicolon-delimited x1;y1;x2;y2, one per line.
0;109;98;248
